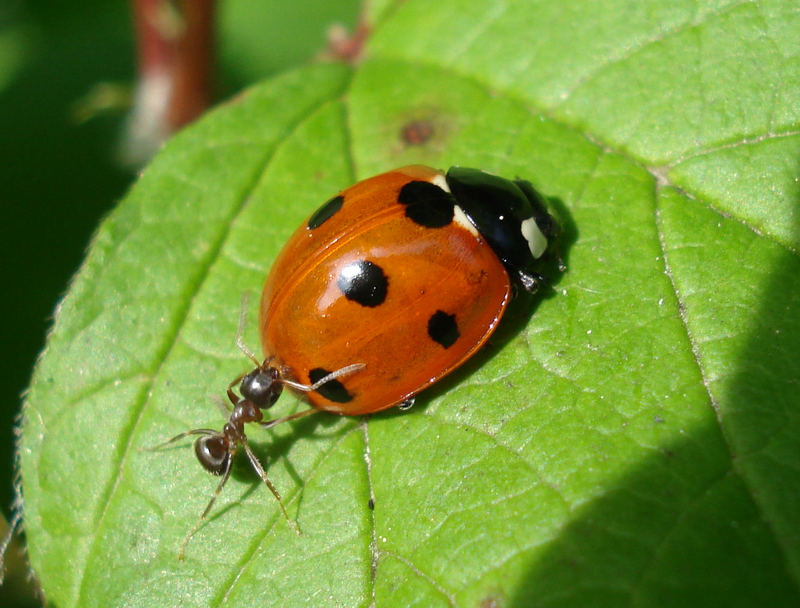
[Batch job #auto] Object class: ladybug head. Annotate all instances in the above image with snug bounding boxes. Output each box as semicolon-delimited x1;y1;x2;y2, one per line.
239;365;283;409
445;167;561;292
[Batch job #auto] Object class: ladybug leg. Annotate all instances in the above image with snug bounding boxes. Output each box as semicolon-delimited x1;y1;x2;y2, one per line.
281;363;366;392
240;435;300;535
518;270;547;293
397;397;416;411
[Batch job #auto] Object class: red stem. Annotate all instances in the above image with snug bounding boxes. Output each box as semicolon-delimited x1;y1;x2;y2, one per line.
131;0;215;134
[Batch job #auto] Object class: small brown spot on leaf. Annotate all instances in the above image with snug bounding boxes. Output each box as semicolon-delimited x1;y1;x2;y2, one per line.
401;119;435;145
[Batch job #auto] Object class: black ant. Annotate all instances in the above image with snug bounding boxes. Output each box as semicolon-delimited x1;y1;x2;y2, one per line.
149;303;363;559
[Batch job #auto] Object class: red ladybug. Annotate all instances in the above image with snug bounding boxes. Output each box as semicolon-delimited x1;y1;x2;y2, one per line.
159;165;559;556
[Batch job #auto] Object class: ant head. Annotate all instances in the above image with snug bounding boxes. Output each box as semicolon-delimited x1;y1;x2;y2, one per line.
194;434;230;475
239;364;283;409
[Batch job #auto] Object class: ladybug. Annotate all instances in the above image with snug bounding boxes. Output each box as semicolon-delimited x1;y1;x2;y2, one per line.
157;165;559;557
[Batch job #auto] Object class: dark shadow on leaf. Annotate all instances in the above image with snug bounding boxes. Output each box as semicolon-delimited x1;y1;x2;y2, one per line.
243;407;355;485
508;420;799;607
712;156;800;582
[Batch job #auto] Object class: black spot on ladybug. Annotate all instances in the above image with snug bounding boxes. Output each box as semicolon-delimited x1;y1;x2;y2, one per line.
337;260;388;307
308;194;344;229
428;310;460;348
309;367;354;403
398;181;454;228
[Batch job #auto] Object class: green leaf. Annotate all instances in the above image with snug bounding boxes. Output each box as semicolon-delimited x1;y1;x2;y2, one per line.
20;1;800;606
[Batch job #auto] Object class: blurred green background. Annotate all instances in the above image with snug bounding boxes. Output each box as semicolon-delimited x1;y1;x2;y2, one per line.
0;0;359;603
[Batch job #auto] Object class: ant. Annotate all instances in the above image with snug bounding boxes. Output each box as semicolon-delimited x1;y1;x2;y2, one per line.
149;302;363;559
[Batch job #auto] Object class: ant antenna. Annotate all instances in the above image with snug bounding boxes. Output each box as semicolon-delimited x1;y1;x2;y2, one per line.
235;292;261;366
281;363;366;393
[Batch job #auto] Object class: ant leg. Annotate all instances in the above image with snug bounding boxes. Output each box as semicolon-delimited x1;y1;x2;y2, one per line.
213;394;232;418
178;452;235;560
228;370;247;392
259;408;316;430
281;363;366;393
240;437;300;535
225;374;245;407
143;428;217;452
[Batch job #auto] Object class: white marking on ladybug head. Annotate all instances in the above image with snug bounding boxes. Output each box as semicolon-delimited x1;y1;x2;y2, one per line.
431;173;450;192
521;216;548;259
453;205;479;237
